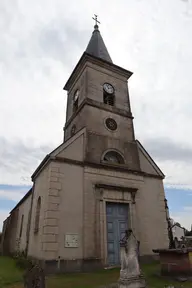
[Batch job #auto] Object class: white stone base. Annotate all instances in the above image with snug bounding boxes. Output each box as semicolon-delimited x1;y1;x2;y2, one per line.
118;275;146;288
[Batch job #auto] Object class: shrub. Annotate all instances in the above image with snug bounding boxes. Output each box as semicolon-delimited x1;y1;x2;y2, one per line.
13;250;33;270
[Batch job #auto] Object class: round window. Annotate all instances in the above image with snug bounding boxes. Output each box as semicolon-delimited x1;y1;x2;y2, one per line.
105;118;117;131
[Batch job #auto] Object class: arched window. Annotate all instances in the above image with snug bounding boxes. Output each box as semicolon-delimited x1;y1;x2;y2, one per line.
102;150;125;164
19;214;24;238
34;197;41;233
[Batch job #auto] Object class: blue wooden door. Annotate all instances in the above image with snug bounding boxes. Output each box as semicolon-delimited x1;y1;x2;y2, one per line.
106;202;128;265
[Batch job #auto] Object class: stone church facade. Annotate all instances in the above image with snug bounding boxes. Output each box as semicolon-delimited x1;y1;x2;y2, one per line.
1;23;169;272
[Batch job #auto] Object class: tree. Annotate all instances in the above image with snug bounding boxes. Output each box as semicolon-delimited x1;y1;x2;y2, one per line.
185;230;192;236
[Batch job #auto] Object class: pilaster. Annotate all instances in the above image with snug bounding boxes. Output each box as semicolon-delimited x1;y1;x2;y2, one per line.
42;162;62;259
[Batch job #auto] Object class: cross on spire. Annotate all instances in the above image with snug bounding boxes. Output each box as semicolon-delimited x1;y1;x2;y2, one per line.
92;14;100;29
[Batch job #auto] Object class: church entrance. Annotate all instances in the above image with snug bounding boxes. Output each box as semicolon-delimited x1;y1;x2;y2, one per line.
106;202;129;266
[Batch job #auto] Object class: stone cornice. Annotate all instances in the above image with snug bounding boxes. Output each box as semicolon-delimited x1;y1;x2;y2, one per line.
53;157;164;180
64;98;133;130
64;52;133;91
32;154;164;181
95;184;137;203
95;183;138;192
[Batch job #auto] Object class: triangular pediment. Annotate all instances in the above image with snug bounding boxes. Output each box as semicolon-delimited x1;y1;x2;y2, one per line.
136;140;164;178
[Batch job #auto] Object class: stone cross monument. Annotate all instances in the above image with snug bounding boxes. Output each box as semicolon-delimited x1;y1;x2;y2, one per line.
118;229;146;288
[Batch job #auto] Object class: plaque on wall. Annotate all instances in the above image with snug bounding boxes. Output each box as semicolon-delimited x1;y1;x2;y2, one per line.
105;118;117;131
65;234;79;248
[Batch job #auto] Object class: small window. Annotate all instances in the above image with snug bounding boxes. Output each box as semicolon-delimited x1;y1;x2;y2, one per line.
19;214;24;238
34;197;41;233
102;150;125;164
73;89;79;113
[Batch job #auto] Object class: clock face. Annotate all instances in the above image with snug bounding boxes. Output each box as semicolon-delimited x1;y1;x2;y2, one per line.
103;83;114;94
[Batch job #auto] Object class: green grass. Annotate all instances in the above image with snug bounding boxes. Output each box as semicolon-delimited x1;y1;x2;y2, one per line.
0;257;23;288
0;256;192;288
142;263;191;288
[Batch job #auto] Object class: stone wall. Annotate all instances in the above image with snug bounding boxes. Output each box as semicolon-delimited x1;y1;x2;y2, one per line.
64;58;134;143
1;209;19;255
15;194;32;252
85;131;140;171
28;166;50;259
86;63;130;112
83;166;143;264
65;67;87;123
1;217;10;255
83;166;168;264
41;162;61;260
135;177;169;254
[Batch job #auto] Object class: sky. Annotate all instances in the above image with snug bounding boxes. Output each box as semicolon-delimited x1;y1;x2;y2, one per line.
0;0;192;231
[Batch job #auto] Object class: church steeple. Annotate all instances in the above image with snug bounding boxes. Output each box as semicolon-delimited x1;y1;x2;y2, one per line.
85;15;113;63
63;15;133;143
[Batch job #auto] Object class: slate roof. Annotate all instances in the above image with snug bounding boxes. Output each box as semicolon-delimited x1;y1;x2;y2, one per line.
85;24;112;63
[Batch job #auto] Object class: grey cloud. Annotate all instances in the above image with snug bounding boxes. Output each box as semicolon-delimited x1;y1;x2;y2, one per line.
38;20;90;65
0;13;91;82
0;137;54;184
143;137;192;163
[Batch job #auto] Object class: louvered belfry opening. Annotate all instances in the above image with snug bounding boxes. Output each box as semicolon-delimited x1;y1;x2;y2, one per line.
103;92;115;106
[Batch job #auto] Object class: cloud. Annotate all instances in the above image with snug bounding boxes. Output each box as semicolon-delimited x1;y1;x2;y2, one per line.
38;20;90;66
165;183;192;190
0;137;53;185
0;185;31;202
0;0;192;235
0;185;31;231
140;137;192;188
171;210;192;230
0;0;192;244
183;206;192;211
166;188;192;230
0;190;25;202
143;138;192;163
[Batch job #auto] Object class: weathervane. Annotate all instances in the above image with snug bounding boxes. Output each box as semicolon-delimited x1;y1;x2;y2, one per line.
92;14;100;27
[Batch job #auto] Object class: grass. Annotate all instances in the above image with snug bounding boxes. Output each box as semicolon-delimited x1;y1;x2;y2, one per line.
0;257;23;288
0;256;192;288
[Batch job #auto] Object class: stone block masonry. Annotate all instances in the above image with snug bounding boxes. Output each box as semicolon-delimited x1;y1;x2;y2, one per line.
153;248;192;278
42;162;63;259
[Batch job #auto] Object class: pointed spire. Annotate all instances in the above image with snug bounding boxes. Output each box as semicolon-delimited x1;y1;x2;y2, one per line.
85;15;113;63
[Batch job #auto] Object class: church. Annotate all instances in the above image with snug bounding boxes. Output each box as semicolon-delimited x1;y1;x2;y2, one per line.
1;18;169;272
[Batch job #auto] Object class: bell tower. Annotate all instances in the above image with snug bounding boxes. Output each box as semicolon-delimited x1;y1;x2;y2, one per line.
63;17;141;171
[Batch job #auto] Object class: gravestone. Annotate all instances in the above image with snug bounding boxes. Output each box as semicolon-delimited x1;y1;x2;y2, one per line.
118;229;146;288
23;262;45;288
